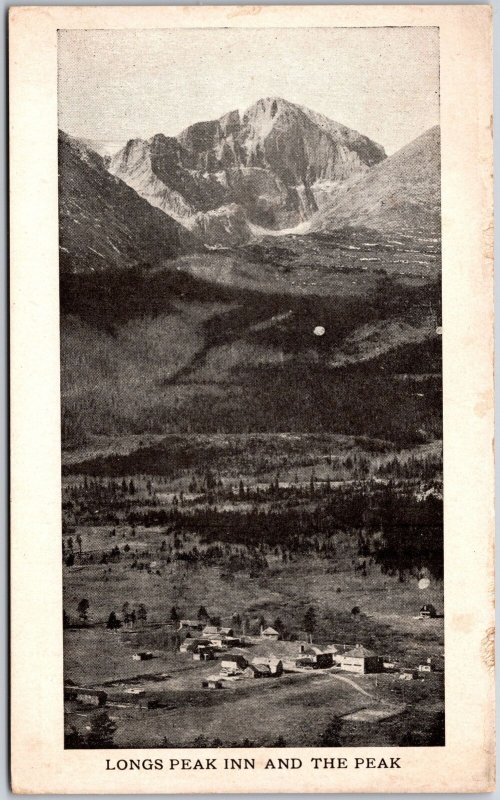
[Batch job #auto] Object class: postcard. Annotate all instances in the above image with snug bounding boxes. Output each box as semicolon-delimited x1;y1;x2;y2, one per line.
10;5;494;793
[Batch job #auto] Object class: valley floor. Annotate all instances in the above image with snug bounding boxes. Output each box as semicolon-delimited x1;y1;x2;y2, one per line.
62;431;443;748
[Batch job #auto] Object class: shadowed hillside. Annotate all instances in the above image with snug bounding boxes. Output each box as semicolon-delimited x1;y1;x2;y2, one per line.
61;263;441;447
58;131;199;274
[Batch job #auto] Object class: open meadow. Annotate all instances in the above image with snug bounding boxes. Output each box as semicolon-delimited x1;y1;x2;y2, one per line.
63;432;443;748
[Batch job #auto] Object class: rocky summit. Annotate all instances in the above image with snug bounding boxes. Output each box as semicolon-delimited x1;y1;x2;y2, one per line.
108;97;386;246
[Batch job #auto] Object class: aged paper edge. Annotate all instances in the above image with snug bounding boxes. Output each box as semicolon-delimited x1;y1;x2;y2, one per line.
9;4;494;794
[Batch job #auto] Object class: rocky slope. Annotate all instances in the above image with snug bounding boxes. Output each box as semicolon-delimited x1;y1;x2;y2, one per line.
109;97;386;246
308;126;441;237
59;131;198;274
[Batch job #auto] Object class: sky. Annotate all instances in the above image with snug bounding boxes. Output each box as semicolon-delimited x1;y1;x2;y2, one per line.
58;26;439;155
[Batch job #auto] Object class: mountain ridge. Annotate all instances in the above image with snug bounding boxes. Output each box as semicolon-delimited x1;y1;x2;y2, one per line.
108;97;387;246
308;125;441;237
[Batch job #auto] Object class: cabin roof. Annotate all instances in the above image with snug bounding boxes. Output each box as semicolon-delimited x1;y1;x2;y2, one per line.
302;645;324;656
343;645;376;658
246;663;272;675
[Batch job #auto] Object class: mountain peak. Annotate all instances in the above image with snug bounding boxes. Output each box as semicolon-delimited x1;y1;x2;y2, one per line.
110;100;387;246
245;96;298;112
242;96;304;125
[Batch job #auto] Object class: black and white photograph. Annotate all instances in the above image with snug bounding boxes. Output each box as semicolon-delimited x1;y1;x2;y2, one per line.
58;25;444;750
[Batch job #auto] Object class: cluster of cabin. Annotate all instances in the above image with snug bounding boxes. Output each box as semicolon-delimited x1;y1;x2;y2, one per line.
198;644;389;688
184;629;394;687
178;619;243;657
198;642;438;689
175;615;441;690
64;607;441;707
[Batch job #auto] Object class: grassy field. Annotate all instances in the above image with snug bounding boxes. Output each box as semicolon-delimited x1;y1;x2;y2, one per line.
64;527;443;635
66;667;382;747
63;439;444;749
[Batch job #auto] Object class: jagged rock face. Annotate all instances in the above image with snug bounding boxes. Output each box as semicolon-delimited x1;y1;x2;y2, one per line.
308;126;441;237
109;97;386;246
175;98;385;181
235;98;385;184
58;131;198;274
